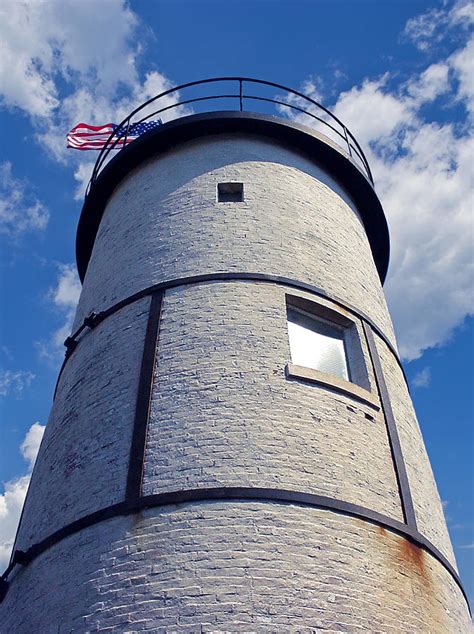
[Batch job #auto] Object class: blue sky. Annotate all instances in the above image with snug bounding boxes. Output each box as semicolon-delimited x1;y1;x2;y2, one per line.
0;0;473;605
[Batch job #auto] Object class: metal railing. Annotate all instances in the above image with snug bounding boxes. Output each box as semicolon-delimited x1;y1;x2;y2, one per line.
87;77;373;194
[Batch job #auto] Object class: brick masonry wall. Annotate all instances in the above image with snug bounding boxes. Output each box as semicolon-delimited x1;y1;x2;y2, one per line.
3;132;470;630
2;504;470;632
14;299;150;551
143;282;403;521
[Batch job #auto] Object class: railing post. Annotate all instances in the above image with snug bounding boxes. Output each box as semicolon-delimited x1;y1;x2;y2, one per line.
123;120;131;147
239;79;243;111
343;125;353;158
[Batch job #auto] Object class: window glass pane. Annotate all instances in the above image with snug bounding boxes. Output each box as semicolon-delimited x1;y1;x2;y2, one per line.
217;182;244;202
287;308;349;380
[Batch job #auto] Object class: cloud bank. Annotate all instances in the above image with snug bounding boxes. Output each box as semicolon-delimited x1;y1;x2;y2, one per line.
0;422;45;569
412;367;432;389
37;263;81;364
0;162;49;236
0;369;35;397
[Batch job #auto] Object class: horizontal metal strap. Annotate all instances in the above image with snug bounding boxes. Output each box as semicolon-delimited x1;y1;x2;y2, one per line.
54;272;408;398
1;487;469;613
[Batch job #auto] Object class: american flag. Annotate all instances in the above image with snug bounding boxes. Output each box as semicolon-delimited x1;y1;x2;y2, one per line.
67;119;163;150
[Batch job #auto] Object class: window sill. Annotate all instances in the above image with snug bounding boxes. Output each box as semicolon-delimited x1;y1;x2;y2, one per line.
285;363;380;410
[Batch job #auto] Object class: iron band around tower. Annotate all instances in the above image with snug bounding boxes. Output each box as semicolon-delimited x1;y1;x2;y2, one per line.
58;272;407;389
1;492;469;610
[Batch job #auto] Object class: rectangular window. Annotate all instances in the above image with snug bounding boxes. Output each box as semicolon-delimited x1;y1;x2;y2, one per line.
285;295;377;408
217;182;244;202
287;307;349;381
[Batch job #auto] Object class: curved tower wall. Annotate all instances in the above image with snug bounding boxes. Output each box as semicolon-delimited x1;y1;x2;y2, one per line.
2;127;470;631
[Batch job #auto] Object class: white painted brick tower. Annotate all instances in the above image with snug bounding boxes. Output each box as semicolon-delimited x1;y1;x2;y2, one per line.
1;80;470;631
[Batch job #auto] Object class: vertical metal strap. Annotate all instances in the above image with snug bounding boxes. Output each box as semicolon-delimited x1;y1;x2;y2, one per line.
362;322;417;528
125;292;163;502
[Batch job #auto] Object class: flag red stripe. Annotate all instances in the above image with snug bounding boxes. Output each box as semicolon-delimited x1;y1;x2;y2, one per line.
66;135;139;149
67;136;138;144
68;131;115;137
69;123;115;132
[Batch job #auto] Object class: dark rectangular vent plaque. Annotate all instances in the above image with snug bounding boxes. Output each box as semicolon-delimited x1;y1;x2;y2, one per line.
217;182;244;202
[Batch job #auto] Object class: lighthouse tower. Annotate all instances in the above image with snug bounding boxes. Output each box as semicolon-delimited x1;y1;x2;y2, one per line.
1;79;470;631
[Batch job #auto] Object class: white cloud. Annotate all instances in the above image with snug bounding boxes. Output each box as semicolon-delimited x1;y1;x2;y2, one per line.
333;75;411;145
0;162;49;236
403;7;447;51
0;369;35;397
0;422;45;570
37;264;81;364
402;0;473;51
50;263;81;309
377;125;473;359
0;0;138;118
450;0;474;25
407;2;474;119
412;367;431;389
72;160;96;201
20;422;45;471
0;2;58;118
0;475;30;570
449;35;474;116
406;62;450;104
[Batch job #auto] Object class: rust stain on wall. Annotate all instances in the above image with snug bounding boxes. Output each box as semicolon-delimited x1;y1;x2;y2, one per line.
373;527;452;631
398;538;428;579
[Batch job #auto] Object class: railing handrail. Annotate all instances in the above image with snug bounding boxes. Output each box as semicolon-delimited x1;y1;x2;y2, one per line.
87;77;373;194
